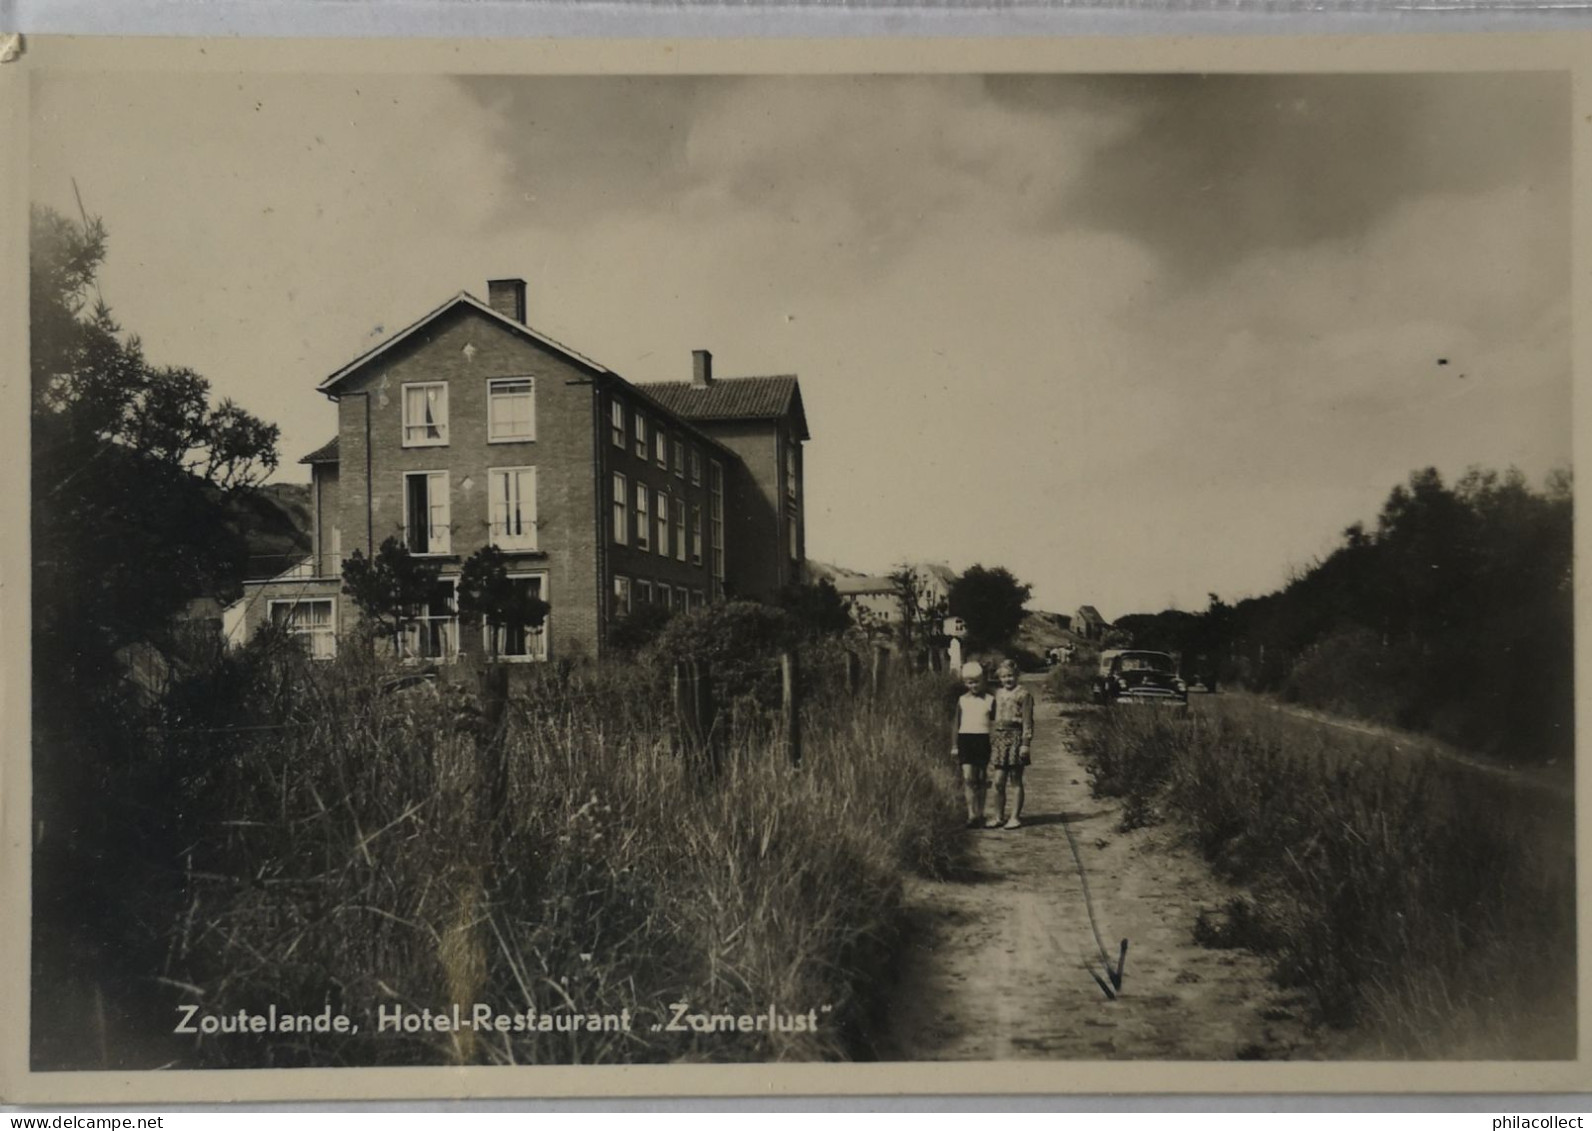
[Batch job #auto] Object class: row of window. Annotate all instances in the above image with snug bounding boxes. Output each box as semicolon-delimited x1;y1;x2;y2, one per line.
611;462;726;583
403;467;536;555
403;378;535;447
609;396;705;484
612;575;704;617
269;575;550;663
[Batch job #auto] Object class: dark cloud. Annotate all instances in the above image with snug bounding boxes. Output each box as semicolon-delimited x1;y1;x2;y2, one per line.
455;75;739;223
456;72;1568;285
986;72;1569;279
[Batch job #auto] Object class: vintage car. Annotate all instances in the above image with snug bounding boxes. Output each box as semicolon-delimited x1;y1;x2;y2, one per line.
1090;649;1188;706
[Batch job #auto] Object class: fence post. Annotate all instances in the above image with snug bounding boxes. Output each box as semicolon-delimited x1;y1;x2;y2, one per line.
781;650;802;767
694;660;719;774
672;661;694;756
870;645;889;698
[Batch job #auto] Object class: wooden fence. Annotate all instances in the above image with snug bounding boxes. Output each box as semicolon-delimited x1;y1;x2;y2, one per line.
669;644;899;770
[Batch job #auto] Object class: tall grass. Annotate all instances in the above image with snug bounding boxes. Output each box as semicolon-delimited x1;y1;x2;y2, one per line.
162;644;960;1066
1074;700;1576;1058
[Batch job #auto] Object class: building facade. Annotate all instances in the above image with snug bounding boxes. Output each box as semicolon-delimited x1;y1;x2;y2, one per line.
232;279;809;663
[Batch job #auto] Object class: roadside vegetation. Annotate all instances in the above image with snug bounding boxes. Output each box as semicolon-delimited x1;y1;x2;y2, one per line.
42;612;962;1068
1070;698;1575;1058
1112;465;1573;765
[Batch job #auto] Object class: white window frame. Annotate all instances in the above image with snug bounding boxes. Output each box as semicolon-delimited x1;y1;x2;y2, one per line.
613;574;632;616
483;571;549;663
657;582;671;609
488;466;537;551
636;579;653;606
690;447;702;486
487;377;535;443
672;587;687;613
635;483;650;551
403;470;451;555
399;577;459;663
655;426;668;468
655;491;669;557
610;396;626;449
401;382;449;447
672;438;685;479
693;587;705;609
690;505;703;568
634;412;648;460
674;500;686;562
268;597;337;659
612;472;628;545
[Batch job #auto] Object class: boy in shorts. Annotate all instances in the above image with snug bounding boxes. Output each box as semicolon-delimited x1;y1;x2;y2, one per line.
951;661;997;828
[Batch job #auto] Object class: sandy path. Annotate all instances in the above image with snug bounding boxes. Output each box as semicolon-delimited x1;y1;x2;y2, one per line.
878;683;1319;1061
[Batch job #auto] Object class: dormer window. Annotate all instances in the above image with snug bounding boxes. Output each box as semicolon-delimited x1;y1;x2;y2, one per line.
402;383;448;447
488;378;535;443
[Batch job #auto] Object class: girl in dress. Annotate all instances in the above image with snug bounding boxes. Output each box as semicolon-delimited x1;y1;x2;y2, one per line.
989;658;1035;829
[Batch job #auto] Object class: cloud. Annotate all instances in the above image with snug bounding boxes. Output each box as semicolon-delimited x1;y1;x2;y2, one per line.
1011;72;1571;283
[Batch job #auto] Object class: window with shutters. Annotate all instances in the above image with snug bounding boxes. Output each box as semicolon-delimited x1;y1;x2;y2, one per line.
403;471;451;554
488;467;537;550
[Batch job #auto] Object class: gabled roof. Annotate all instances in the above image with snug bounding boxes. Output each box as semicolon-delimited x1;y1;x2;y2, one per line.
833;575;896;596
638;376;809;442
316;291;612;394
300;437;340;464
1076;605;1107;622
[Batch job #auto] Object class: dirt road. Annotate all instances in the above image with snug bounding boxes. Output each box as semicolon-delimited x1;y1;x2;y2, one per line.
878;684;1320;1061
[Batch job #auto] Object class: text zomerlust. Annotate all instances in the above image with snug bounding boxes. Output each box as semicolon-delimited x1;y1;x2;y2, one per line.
174;1002;829;1036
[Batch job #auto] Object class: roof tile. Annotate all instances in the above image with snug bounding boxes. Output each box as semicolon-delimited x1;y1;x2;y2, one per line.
638;376;808;440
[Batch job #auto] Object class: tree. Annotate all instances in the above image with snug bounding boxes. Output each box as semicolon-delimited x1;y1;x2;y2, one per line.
771;578;853;639
888;564;949;649
457;545;551;661
948;564;1032;653
30;205;281;1049
340;536;444;655
31;204;281;705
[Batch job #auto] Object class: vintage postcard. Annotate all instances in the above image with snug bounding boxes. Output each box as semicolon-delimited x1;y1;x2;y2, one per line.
1;32;1587;1104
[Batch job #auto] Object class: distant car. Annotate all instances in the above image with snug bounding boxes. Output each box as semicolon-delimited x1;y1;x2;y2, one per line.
1091;650;1188;706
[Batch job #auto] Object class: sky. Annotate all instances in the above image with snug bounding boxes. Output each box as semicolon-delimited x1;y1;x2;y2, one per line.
29;69;1571;619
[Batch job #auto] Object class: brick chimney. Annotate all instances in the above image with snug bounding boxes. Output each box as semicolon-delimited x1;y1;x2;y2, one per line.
692;349;714;389
487;278;527;324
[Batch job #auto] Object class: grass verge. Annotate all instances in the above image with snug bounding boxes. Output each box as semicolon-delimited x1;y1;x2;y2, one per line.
1072;697;1575;1058
138;645;961;1067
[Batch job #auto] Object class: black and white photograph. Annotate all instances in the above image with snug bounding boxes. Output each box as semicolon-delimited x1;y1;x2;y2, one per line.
6;34;1585;1100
